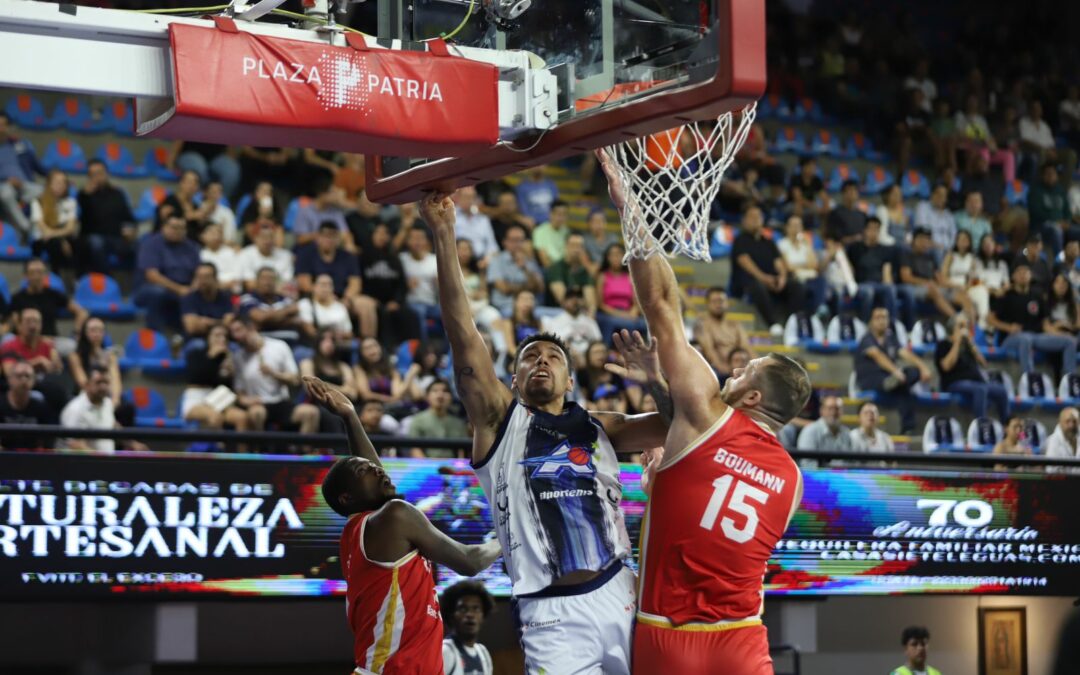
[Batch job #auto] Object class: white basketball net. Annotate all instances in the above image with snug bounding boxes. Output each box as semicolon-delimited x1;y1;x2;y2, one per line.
601;102;757;261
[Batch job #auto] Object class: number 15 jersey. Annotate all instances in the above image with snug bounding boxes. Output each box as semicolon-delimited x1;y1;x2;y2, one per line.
637;407;802;625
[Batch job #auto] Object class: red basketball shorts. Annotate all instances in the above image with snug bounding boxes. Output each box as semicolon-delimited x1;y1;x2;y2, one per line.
632;619;773;675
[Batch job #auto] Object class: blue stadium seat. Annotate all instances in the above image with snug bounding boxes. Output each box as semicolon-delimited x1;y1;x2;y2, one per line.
792;97;824;123
912;382;958;407
909;319;944;356
1005;179;1028;206
5;93;56;130
1016;371;1055;411
1022;419;1049;454
783;312;826;350
900;170;932;200
50;97;108;134
808;129;842;157
862;166;895;196
283;196;311;232
842;132;885;162
96;142;147;178
74;273;137;320
1059;373;1080;405
0;274;9;304
756;93;786;120
709;225;736;259
234;194;253;222
922;415;964;453
144;146;180;182
848;372;878;403
118;328;185;376
0;221;31;262
125;387;185;428
42;138;88;174
966;417;1002;453
772;127;806;154
19;270;66;294
134;186;169;223
826;164;860;193
101;100;134;136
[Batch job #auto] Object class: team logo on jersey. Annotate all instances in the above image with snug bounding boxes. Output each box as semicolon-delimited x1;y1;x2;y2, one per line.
519;440;596;479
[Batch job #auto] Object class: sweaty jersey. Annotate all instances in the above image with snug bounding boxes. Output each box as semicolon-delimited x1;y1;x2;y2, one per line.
473;399;631;596
638;407;801;625
340;508;443;675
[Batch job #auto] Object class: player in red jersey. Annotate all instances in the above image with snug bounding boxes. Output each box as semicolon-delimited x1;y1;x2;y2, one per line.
599;154;813;675
306;377;502;675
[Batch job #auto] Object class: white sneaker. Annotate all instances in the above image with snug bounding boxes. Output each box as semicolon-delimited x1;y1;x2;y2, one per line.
769;323;784;338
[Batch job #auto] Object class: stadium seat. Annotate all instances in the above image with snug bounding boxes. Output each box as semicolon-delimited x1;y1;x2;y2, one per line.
42;138;88;174
842;132;885;162
900;170;932;200
792;97;824;123
973;325;1009;361
50;97;108;134
890;319;909;347
118;329;185;376
283;196;311;232
1059;373;1080;405
909;319;945;356
709;225;736;259
395;339;421;374
234;194;253;222
808;129;842;157
848;372;879;403
0;221;31;262
134;186;169;223
1005;179;1028;206
772;127;806;155
823;314;865;352
862;166;895;196
125;387;185;428
1016;371;1055;411
96;142;148;178
1022;419;1049;454
967;417;1003;453
783;312;826;349
912;381;958;407
826;164;860;193
987;371;1016;400
144;146;180;182
922;415;964;453
756;93;786;120
101;100;134;136
5;93;56;130
74;273;137;320
18;270;65;294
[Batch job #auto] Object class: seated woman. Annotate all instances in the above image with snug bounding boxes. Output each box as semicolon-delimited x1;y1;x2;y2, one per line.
457;238;504;332
405;341;447;402
1048;273;1080;336
574;340;625;408
238;181;285;245
300;328;359;400
941;229;977;324
354;337;407;406
68;316;133;427
31;169;79;282
970;233;1011;329
503;289;542;358
595;243;647;339
182;324;252;434
993;416;1031;471
874;184;909;246
777;215;825;311
298;274;353;344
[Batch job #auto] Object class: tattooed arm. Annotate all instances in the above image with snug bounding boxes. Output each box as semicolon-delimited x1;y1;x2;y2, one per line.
420;195;513;463
605;330;674;423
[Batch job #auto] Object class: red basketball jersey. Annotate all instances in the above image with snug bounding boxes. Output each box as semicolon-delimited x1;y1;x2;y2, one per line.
637;407;801;626
340;510;443;674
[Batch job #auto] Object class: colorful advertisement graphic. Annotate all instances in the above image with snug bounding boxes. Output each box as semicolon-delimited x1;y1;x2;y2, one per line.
1;453;1077;598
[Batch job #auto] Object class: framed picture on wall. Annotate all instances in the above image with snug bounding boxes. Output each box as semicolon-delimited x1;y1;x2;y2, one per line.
978;607;1028;675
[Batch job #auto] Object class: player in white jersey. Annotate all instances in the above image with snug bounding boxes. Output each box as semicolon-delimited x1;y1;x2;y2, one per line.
421;194;668;674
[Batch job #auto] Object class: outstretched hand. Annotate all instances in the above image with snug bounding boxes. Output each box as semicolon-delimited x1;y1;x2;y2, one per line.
419;192;456;233
595;149;627;214
605;329;662;385
640;446;665;497
303;376;356;418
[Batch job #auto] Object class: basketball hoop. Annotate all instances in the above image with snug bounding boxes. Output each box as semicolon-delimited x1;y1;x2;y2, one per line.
601;102;757;262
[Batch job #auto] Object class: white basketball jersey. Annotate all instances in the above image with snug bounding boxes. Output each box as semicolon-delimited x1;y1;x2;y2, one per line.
473;399;631;596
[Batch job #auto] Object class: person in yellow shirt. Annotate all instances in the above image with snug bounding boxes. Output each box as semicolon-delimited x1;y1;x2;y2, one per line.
891;626;942;675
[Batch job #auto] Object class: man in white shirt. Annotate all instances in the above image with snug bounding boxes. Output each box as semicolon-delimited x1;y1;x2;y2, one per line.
237;224;294;292
797;395;852;467
849;401;894;453
228;316;319;434
441;580;495;675
399;225;440;337
541;287;602;366
1045;407;1079;474
914;185;956;263
453;186;499;263
1019;101;1077;179
60;366;146;452
200;221;242;294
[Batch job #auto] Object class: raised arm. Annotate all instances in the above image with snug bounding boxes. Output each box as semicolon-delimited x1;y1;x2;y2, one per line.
420;195;512;459
374;500;502;576
304;376;380;466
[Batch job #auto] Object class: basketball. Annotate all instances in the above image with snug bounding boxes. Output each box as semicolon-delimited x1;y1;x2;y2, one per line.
567;446;591;466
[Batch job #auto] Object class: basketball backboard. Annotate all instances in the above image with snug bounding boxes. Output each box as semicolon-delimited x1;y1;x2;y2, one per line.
365;0;764;203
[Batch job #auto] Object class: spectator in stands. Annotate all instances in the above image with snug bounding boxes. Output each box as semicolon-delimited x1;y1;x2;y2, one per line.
505;289;542;356
299;148;341;197
541;287;601;367
970;233;1010;329
299;328;358;401
731;206;805;337
453;186;499;264
454;238;504;340
855;307;931;434
778;375;821;451
180;262;234;340
1030;163;1076;258
404;342;446;402
0;360;54;451
134;216;201;333
237;181;284;242
295;221;376;338
935;313;1009;420
237;146;297;196
993;416;1031;469
30;169;78;279
1045;407;1080;470
182;324;251;434
354;337;406;406
891;626;938;675
1020;101;1076;184
515;165;559;226
157;169;211;240
941;230;977;320
202;182;237;243
358;399;400;443
849;401;893;453
11;258;87;355
796;396;852;457
487;224;544;317
954;191;993;253
199;222;242;294
694;287;753;375
238;223;294;293
825;180;868;245
237;267;303;337
989;262;1077;377
576;340;622;406
899;228;968;326
913;184;956;263
293;177;354;250
60;366;146;453
347;190;392;251
0;112;45;238
171;141;240;202
955;94;1015;183
1048;273;1080;335
849;217;900;323
930;99;959;173
895;88;934;177
298;274;353;341
546;232;596;313
591;383;629;414
874;185;908;246
1013;232;1052;295
903;58;936;109
596;242;647;339
583;208;619;273
76;159;137;273
778;215;825;310
361;222;418;346
409;379;468;458
488;189;535;244
68;316;122;411
1058;236;1080;288
228;316;320;436
1061;85;1080;149
532;199;570;268
400;225;440;337
789;157;825;206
